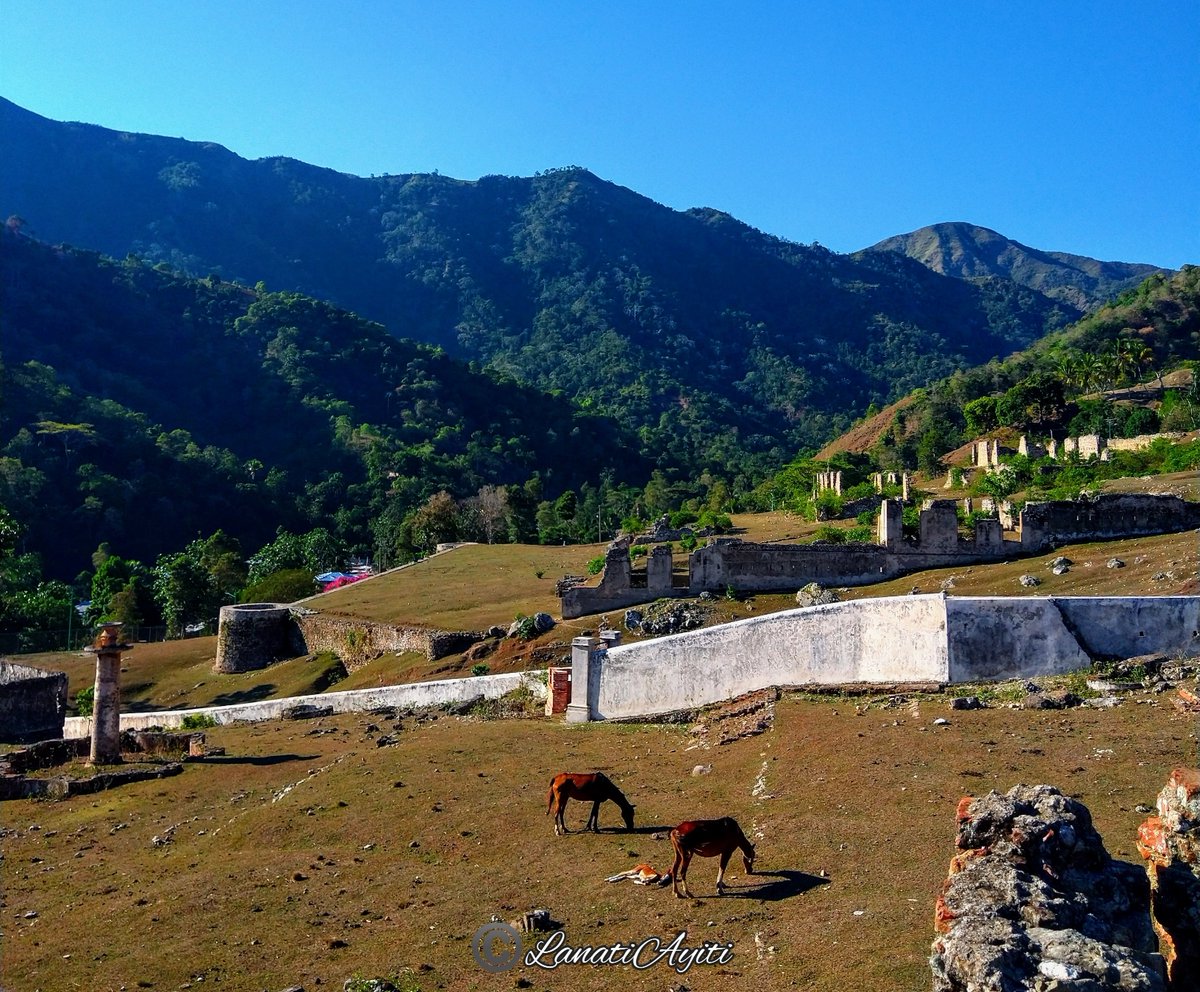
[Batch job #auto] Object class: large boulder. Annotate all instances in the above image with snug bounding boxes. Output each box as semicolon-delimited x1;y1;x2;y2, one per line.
931;783;1165;991
795;582;839;608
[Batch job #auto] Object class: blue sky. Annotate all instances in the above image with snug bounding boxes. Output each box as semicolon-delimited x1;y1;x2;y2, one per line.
3;1;1196;267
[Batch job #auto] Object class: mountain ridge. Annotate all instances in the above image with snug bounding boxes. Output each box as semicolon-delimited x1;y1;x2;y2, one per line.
866;221;1167;311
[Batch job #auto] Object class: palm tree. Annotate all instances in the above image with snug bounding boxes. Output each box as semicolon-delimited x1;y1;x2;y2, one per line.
1075;352;1103;396
1055;353;1080;395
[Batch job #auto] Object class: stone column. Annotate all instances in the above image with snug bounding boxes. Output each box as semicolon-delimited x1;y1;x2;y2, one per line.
599;630;621;649
565;636;598;723
86;622;133;765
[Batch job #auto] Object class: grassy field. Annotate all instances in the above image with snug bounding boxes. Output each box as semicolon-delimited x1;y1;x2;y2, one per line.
5;686;1195;992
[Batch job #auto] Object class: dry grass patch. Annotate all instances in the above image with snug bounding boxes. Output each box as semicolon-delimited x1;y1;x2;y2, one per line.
5;692;1195;991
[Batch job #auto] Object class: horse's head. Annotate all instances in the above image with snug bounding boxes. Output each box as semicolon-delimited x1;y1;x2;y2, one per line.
622;804;635;831
743;843;756;876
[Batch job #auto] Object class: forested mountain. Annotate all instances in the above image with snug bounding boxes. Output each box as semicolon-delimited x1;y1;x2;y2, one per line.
866;222;1167;311
0;230;641;576
3;97;1081;477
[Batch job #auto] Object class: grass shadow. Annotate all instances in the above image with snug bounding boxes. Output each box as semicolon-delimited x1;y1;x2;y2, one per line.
209;684;277;706
721;869;831;902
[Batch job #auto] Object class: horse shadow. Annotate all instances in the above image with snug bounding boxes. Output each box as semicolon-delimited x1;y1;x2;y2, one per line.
720;870;831;902
197;753;320;766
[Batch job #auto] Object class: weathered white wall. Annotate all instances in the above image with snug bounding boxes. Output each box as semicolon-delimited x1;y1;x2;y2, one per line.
945;598;1091;682
63;670;545;737
593;595;950;719
1055;597;1200;660
581;595;1200;721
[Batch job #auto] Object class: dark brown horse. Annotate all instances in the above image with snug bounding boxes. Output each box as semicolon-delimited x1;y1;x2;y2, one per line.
669;817;755;897
546;772;635;836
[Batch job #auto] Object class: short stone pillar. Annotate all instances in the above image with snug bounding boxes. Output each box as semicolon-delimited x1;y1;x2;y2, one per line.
646;546;673;594
545;667;572;716
599;630;621;649
85;622;134;765
877;498;903;551
565;636;598;723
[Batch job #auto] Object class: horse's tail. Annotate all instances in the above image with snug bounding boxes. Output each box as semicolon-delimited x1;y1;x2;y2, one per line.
546;779;556;815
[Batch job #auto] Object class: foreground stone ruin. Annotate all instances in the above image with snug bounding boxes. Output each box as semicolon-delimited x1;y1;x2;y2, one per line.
932;784;1165;991
1137;769;1200;988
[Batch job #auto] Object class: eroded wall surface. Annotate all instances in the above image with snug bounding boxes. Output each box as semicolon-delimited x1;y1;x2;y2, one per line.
592;595;950;719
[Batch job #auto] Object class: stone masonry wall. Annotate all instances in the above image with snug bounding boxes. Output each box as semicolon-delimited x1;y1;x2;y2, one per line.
1020;493;1200;551
0;663;67;744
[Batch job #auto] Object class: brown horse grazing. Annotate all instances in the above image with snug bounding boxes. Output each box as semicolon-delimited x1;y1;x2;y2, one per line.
546;772;635;836
669;817;756;898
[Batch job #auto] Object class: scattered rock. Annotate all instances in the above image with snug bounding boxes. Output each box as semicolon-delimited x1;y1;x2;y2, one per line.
623;609;644;631
1023;690;1083;710
1086;679;1142;693
931;784;1163;992
1173;687;1200;714
949;696;984;711
1152;571;1170;581
1049;556;1073;569
691;764;712;777
932;718;950;726
940;577;956;591
796;582;839;608
465;640;494;663
1052;564;1070;576
1018;574;1041;588
1107;558;1126;569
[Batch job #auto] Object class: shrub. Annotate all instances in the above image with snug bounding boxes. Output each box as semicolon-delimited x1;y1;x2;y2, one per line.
180;713;218;730
630;545;648;559
679;532;698;552
471;663;490;677
845;525;875;543
669;509;698;528
74;685;94;716
812;524;846;543
511;614;538;640
586;555;605;575
239;568;317;604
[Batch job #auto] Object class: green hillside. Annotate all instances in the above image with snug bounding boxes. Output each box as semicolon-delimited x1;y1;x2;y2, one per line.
2;98;1079;476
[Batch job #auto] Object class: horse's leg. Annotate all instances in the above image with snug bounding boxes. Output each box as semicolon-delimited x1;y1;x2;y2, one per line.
716;849;733;894
588;800;601;832
675;852;692;899
554;795;567;835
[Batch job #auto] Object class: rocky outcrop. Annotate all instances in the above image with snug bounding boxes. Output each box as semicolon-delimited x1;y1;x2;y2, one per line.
932;784;1165;991
1137;768;1200;989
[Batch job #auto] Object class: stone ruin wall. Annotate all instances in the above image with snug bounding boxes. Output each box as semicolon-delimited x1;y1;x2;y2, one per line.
1020;493;1200;551
562;493;1200;619
214;605;484;677
292;612;481;670
0;663;67;744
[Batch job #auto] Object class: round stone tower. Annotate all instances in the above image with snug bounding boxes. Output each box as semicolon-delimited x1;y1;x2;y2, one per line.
214;603;296;674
